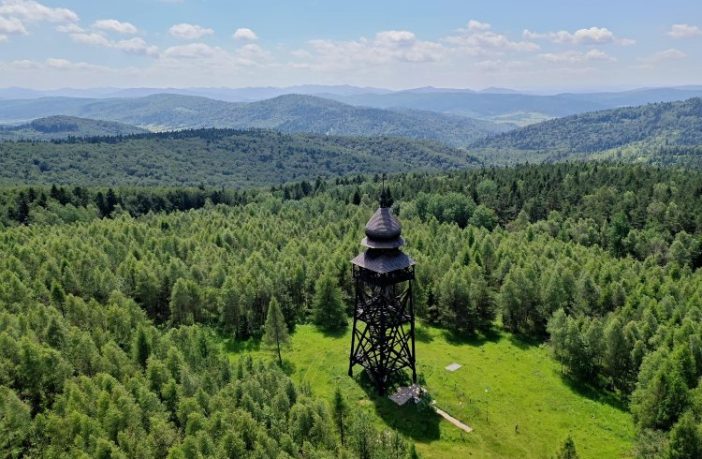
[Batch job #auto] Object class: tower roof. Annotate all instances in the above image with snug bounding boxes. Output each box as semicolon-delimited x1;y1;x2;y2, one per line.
363;207;403;249
353;203;414;273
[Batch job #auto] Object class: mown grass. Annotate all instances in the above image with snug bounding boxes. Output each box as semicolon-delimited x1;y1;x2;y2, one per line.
225;323;634;458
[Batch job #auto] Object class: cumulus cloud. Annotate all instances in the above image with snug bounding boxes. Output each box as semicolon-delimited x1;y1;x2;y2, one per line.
163;42;219;59
92;19;138;35
0;0;78;23
445;20;539;53
233;27;257;41
524;26;634;46
539;49;615;64
169;23;213;39
70;31;110;46
639;48;686;66
0;0;77;42
68;30;158;57
161;41;271;68
0;14;25;34
668;24;701;39
299;30;445;71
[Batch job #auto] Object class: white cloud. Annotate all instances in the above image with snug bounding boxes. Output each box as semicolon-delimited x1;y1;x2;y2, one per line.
233;27;257;41
45;57;109;71
233;43;272;66
0;0;78;23
93;19;138;35
446;20;539;53
539;49;615;64
524;26;634;45
169;23;213;39
70;31;110;46
0;15;26;34
163;42;219;59
69;31;158;57
467;20;491;32
668;24;701;39
114;37;158;56
0;34;6;42
301;30;445;71
55;23;83;33
639;48;686;66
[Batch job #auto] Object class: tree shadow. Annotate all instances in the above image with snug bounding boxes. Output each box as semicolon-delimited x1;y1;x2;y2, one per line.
353;371;441;442
559;373;629;412
280;358;297;376
223;337;261;353
318;324;348;339
441;326;502;346
414;326;434;343
507;333;544;350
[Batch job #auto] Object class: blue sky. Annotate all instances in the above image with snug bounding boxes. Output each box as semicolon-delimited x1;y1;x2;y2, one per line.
0;0;700;90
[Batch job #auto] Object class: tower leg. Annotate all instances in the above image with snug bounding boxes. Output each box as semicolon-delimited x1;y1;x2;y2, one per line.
348;268;359;377
409;279;417;384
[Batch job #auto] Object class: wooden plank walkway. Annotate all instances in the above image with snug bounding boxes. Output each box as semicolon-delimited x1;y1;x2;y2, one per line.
434;406;473;433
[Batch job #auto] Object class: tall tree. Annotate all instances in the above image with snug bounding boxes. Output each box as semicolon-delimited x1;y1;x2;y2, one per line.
263;298;289;366
312;274;347;330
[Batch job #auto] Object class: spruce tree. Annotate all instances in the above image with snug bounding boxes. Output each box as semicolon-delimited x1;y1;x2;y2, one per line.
263;298;289;366
312;274;347;330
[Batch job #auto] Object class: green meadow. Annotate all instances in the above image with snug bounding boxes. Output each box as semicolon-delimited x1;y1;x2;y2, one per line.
226;323;634;459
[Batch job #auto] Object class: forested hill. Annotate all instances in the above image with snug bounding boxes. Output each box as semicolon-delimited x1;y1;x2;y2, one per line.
0;129;479;187
0;93;512;146
0;115;147;141
471;97;702;164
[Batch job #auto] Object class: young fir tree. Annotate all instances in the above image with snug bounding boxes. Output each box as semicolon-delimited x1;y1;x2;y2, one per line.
263;298;289;366
312;273;347;329
331;387;349;445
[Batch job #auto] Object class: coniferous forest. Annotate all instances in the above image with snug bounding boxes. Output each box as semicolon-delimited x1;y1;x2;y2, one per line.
2;163;702;457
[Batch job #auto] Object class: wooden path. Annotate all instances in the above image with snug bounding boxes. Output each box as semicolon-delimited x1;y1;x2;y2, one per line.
434;405;473;433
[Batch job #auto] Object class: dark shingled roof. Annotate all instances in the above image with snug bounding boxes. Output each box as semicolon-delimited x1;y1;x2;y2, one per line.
351;251;415;274
353;203;414;273
365;208;401;241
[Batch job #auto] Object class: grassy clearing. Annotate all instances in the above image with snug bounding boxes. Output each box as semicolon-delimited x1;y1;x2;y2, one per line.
225;323;634;459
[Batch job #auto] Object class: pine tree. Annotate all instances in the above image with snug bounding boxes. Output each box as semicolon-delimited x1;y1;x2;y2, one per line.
312;274;347;330
263;298;289;366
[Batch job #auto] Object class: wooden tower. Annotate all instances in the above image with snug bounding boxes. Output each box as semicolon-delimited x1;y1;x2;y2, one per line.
348;190;417;394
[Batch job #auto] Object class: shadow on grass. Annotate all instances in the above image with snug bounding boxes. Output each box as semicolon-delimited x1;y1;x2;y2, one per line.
353;371;441;442
507;333;544;350
280;358;297;376
414;326;434;343
223;337;261;353
441;326;502;346
559;372;629;412
318;324;348;339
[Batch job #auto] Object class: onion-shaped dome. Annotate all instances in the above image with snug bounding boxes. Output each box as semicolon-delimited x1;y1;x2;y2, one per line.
365;208;401;240
362;207;404;249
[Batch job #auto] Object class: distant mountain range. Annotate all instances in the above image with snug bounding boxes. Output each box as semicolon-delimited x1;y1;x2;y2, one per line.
470;97;702;165
0;94;512;146
0;115;147;141
327;87;702;125
2;85;702;126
